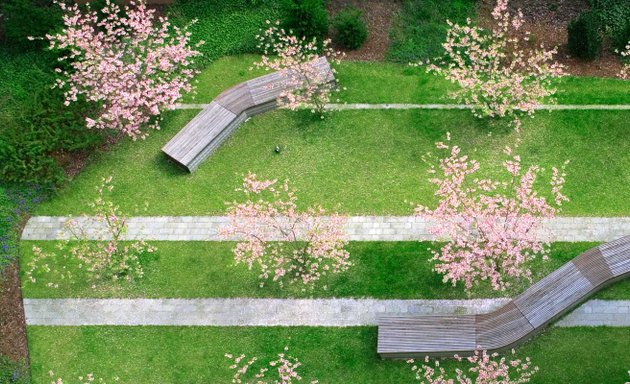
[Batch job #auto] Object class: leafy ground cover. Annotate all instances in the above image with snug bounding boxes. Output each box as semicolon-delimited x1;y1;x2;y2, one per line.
27;326;630;384
19;241;629;300
387;0;476;63
34;104;630;216
168;0;279;63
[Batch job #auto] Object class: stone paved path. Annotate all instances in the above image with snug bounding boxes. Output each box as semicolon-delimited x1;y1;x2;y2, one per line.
22;216;630;242
171;103;630;111
23;298;629;326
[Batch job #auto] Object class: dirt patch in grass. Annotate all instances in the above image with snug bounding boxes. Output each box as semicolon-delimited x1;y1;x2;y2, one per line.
328;0;401;61
0;262;28;364
478;0;625;78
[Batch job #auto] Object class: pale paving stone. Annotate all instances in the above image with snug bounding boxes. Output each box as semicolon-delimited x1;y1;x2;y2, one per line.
22;298;630;327
22;216;630;242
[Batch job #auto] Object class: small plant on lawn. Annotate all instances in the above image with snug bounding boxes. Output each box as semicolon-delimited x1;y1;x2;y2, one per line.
221;173;350;289
407;349;538;383
225;346;318;384
49;371;119;384
26;177;156;288
35;0;202;140
425;0;564;130
253;20;344;117
416;134;569;291
619;41;630;79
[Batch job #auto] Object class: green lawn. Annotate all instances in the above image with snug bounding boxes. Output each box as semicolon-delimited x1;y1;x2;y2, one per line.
19;241;630;300
27;326;630;384
34;106;630;216
186;56;630;105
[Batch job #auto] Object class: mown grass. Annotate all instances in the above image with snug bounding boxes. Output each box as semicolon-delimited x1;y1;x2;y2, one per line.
34;105;630;216
27;326;630;383
19;241;630;300
186;55;630;105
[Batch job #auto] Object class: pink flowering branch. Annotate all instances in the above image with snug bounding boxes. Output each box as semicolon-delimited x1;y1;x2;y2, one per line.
49;371;119;384
619;41;630;80
407;349;538;383
416;134;569;291
221;173;350;289
425;0;564;129
253;20;344;117
36;0;203;140
225;346;318;384
26;177;156;288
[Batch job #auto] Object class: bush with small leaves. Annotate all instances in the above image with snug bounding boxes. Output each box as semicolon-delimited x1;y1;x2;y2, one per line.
281;0;329;42
332;7;368;50
568;11;602;60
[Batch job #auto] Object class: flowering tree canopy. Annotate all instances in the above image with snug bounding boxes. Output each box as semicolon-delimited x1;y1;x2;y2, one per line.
253;20;344;116
221;173;350;289
26;177;156;288
620;41;630;80
407;349;538;384
416;134;569;291
39;0;202;140
225;346;318;384
425;0;564;129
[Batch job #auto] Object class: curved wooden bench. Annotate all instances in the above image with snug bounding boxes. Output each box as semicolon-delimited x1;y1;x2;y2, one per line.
163;57;335;172
377;236;630;359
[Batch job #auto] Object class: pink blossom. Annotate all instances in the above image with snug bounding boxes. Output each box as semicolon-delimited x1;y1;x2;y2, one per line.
619;41;630;80
417;135;569;291
424;0;564;129
221;172;350;288
225;346;318;384
408;349;538;383
253;23;344;117
41;0;202;139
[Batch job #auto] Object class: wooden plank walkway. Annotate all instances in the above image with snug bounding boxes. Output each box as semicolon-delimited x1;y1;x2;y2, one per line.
163;57;335;172
377;236;630;359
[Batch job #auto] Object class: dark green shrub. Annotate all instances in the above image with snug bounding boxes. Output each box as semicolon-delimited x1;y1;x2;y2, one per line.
613;22;630;52
588;0;630;53
332;7;368;50
281;0;329;42
1;0;62;50
0;356;30;384
568;12;602;60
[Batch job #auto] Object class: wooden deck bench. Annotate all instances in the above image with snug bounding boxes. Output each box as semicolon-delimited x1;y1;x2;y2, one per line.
377;236;630;359
162;57;335;172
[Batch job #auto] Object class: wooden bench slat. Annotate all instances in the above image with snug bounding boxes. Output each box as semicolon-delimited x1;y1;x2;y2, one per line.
162;57;335;172
377;236;630;359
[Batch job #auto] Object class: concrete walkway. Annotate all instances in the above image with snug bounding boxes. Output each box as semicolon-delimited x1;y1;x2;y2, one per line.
23;298;630;327
22;216;630;242
171;103;630;111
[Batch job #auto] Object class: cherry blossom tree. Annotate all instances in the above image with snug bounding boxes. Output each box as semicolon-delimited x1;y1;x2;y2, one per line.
619;41;630;80
221;173;350;289
425;0;564;130
26;177;156;288
37;0;202;140
253;20;344;117
407;349;538;383
225;346;318;384
416;134;569;291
